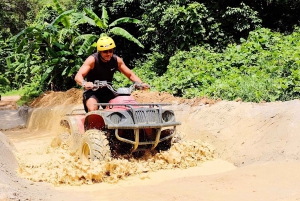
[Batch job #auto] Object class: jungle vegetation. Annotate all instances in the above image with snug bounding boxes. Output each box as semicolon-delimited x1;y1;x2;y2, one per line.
1;0;300;103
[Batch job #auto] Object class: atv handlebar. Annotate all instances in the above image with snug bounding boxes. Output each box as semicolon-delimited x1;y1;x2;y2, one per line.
93;80;113;91
92;80;150;96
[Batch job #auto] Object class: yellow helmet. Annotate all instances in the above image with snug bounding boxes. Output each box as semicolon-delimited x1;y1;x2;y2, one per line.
96;36;116;51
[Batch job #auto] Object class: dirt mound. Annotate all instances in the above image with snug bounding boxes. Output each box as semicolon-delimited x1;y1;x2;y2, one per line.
29;88;218;108
30;88;83;108
179;99;300;166
132;90;218;106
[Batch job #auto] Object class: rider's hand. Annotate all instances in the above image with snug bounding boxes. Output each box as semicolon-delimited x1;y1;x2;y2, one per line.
141;83;150;90
83;81;94;90
135;82;150;90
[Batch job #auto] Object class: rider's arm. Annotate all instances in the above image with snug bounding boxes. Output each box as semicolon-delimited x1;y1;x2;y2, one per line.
117;56;143;83
74;56;95;89
117;57;150;89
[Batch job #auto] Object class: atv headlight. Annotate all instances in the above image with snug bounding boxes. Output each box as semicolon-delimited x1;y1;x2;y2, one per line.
109;112;125;124
162;110;175;122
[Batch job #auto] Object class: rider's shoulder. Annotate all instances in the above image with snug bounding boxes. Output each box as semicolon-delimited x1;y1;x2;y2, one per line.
83;56;96;69
86;55;96;62
115;55;124;63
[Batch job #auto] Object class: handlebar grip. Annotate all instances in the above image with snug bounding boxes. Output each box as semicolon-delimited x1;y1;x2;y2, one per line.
134;82;150;90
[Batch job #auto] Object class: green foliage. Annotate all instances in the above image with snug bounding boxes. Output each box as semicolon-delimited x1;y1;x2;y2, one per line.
75;0;146;65
74;6;144;56
218;2;262;43
28;0;76;20
8;1;83;91
152;28;300;102
0;74;10;93
222;3;262;34
6;1;144;94
0;36;10;73
159;3;225;52
0;0;31;39
18;74;44;105
112;52;164;88
4;0;300;105
33;5;59;24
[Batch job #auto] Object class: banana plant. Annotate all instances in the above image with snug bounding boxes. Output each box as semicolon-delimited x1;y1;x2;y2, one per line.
10;6;82;91
74;6;144;56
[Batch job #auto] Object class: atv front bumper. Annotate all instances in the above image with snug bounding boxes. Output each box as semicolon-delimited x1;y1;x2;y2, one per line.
112;126;178;152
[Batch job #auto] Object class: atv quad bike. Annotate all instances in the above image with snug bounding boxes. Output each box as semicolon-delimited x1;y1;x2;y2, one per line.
59;81;181;162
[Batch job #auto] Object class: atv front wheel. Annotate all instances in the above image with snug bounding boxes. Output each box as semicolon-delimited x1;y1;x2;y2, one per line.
80;129;111;163
155;129;174;152
155;129;183;152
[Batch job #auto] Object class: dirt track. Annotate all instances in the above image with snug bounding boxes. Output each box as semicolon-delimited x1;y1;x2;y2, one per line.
1;91;300;201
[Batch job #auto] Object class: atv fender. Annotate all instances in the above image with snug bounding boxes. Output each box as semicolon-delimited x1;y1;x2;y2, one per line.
60;115;85;151
84;114;105;131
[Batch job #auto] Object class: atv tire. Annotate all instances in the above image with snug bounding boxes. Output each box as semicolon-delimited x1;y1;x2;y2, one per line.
155;129;174;152
80;129;111;163
156;129;183;152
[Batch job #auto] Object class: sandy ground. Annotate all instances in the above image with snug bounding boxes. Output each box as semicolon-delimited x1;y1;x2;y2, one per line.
1;90;300;201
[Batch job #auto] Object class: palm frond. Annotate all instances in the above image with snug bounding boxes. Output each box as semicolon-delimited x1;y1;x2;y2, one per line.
77;35;98;55
57;28;75;43
101;6;109;27
12;27;41;42
57;28;68;43
51;9;74;28
53;0;64;14
75;16;96;26
70;12;85;26
109;17;141;27
72;34;95;47
41;65;54;84
74;15;95;27
109;27;144;48
84;8;106;29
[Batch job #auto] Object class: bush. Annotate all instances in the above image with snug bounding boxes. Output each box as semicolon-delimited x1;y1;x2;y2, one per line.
0;74;10;93
151;27;300;102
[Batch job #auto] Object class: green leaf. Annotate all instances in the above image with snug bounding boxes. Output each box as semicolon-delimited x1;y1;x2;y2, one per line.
12;27;41;43
62;66;68;76
41;66;54;83
75;15;96;27
84;8;106;29
57;51;72;56
109;27;144;48
101;6;109;27
53;0;64;14
51;10;74;28
109;17;141;27
77;35;98;55
31;66;40;73
6;57;12;69
46;47;57;57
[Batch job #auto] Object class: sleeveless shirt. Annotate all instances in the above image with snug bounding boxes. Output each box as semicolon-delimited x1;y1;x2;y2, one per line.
86;52;118;83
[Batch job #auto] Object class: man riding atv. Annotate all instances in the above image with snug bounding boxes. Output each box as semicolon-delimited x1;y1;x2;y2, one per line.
75;36;149;112
64;36;180;162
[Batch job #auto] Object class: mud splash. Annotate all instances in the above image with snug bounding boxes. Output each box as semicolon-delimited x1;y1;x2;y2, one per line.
16;138;215;186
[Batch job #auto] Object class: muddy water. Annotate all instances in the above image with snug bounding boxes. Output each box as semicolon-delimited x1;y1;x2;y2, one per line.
14;105;215;186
